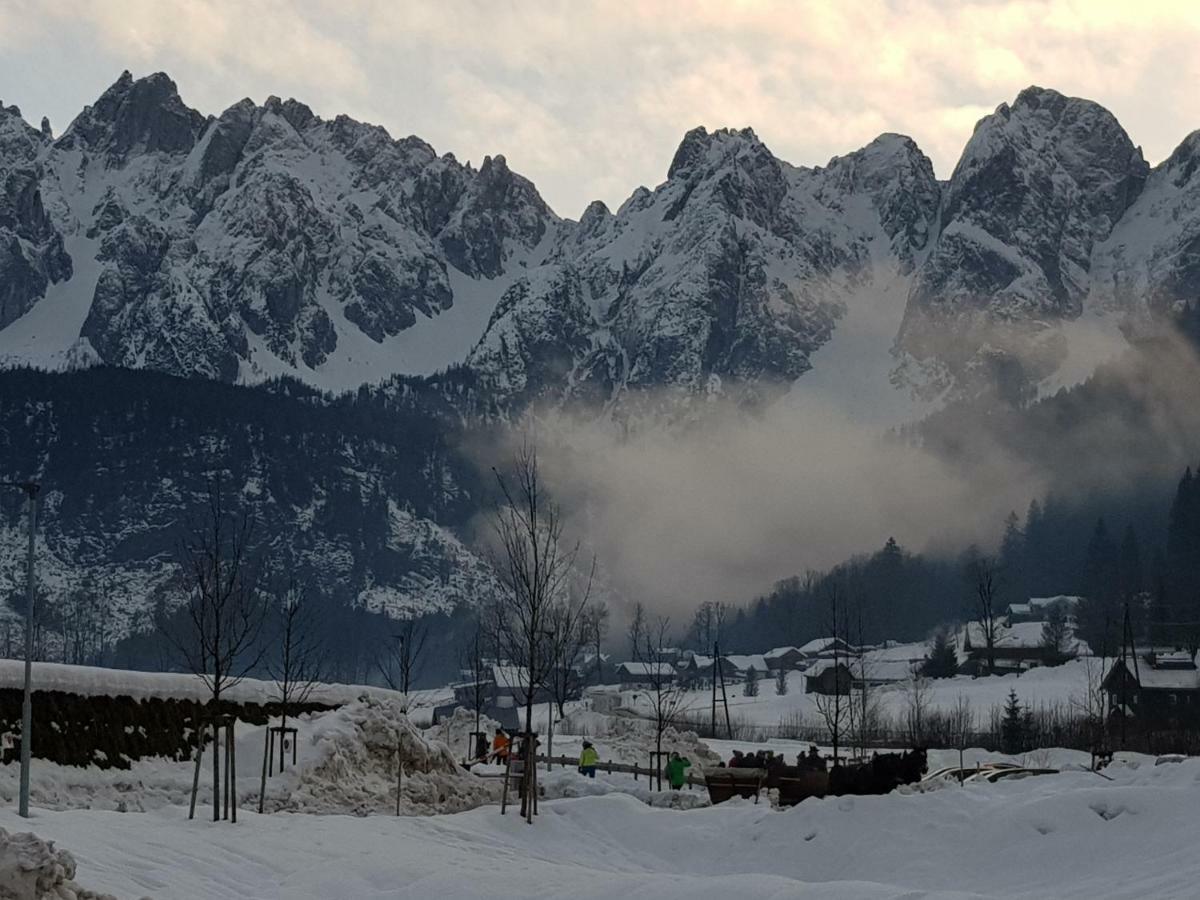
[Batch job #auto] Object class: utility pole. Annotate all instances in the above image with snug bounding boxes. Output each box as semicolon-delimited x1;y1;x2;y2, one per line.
3;480;39;819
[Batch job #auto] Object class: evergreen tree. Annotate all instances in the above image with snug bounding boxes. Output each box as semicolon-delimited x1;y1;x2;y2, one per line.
1000;511;1027;599
774;665;788;696
921;629;959;678
1023;499;1045;590
1150;549;1171;647
1000;689;1026;754
1076;518;1119;656
744;667;759;697
1166;467;1200;650
1118;524;1144;600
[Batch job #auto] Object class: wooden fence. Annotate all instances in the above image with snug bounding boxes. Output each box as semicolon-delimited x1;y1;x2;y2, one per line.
532;753;707;788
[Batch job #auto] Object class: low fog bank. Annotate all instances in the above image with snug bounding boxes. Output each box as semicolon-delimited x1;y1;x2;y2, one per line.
524;393;1037;618
468;331;1200;623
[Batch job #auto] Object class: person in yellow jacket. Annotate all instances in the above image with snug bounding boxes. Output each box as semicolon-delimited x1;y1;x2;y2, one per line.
578;740;599;778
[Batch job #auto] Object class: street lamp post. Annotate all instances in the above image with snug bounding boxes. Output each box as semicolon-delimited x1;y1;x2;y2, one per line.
2;480;39;819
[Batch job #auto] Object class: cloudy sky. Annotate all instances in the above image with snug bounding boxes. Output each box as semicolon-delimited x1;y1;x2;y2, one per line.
2;1;1198;217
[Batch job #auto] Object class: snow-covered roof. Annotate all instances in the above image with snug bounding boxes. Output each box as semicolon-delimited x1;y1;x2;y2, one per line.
860;659;920;682
797;637;840;654
1113;657;1200;691
763;646;801;659
804;659;853;678
1006;603;1032;616
720;654;769;673
491;665;530;689
1030;595;1081;610
615;662;676;677
867;647;926;665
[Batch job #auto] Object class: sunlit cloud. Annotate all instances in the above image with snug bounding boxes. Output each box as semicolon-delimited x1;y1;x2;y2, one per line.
2;0;1199;215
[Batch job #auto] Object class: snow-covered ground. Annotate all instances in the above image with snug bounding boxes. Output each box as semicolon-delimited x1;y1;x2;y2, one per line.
616;659;1093;738
5;752;1200;898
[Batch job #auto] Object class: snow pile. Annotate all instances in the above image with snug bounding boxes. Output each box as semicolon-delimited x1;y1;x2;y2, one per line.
279;697;499;816
0;827;115;900
422;707;500;760
539;769;709;810
558;711;720;768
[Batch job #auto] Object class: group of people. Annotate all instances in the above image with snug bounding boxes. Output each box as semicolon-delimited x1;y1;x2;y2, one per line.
577;741;693;789
723;745;826;773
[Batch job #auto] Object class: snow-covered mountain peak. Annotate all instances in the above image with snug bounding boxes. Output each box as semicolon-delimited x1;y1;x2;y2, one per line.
59;70;207;161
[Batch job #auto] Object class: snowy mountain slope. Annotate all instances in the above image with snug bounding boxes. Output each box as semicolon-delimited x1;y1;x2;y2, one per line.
5;75;1200;409
0;367;502;648
0;72;559;388
895;87;1150;400
467;128;941;417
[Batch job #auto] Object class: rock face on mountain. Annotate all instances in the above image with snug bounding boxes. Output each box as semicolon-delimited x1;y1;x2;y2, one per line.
896;87;1149;399
467;127;941;415
1;71;557;384
3;73;1200;410
0;102;71;329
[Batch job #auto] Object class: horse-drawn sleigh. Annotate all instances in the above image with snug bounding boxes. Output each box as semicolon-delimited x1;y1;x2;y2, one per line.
703;748;928;807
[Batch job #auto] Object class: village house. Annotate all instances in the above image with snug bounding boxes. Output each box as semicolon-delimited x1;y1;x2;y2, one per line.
763;646;805;671
1103;651;1200;731
718;654;769;682
615;661;676;689
430;664;564;729
1005;595;1081;625
804;659;854;695
957;620;1081;675
796;636;854;665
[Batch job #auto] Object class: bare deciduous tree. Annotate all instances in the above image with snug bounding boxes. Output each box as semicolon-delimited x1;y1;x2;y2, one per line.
486;438;594;821
545;595;593;717
688;601;728;653
904;674;933;746
812;580;849;764
582;601;610;685
636;616;691;790
627;601;647;660
268;583;325;738
847;596;879;757
966;552;1003;675
458;627;492;760
376;620;430;704
259;582;325;812
165;485;268;822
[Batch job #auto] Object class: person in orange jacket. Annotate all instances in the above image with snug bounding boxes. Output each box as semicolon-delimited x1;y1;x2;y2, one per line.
490;728;510;763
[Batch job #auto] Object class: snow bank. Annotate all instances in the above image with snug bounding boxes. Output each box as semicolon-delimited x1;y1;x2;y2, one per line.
279;697;500;815
14;756;1200;898
557;710;721;768
0;659;415;708
422;707;500;760
0;827;115;900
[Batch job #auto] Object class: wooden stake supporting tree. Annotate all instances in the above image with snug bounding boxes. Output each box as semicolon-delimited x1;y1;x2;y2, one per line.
188;715;239;822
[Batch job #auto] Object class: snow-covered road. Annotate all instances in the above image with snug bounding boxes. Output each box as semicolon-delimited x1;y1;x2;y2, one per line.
5;755;1200;899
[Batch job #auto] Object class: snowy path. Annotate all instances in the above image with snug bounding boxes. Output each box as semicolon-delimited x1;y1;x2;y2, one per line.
5;756;1200;899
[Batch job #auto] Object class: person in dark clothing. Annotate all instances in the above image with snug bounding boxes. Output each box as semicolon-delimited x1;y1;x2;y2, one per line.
807;745;826;771
729;750;745;768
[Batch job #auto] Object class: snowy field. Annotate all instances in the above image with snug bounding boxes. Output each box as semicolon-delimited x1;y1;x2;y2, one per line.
0;661;1189;898
5;753;1200;898
616;658;1094;737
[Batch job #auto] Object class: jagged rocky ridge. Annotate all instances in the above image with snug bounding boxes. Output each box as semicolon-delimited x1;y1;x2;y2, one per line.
6;73;1199;408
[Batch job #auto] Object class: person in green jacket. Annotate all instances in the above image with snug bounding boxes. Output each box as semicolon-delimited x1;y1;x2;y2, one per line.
666;751;691;790
578;740;599;778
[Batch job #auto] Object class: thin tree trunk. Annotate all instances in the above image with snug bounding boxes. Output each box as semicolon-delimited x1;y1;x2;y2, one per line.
189;722;205;820
258;720;270;814
229;721;237;823
212;710;221;822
